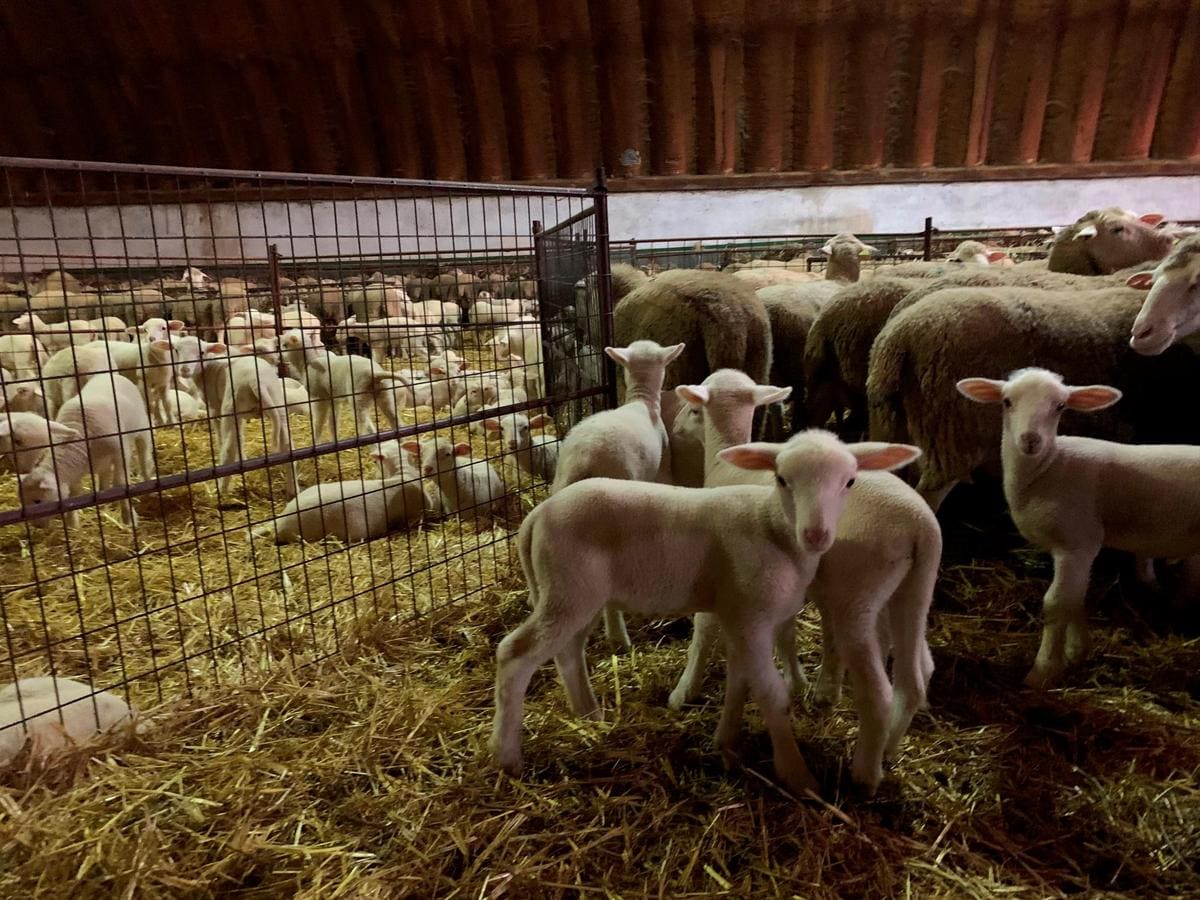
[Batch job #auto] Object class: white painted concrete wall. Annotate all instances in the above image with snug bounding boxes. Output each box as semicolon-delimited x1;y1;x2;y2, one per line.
1;175;1196;274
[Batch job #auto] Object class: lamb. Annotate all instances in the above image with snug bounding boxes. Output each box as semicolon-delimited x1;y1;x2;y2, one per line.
866;285;1200;510
18;375;155;528
1048;209;1172;275
957;367;1200;688
163;388;206;422
0;334;48;379
338;315;440;361
665;369;940;792
756;284;824;437
873;240;1007;277
402;436;506;522
279;333;403;441
223;309;276;346
482;412;559;482
0;677;136;768
0;411;74;473
252;473;424;543
614;270;771;395
802;278;922;432
11;313;95;353
667;394;706;488
1126;233;1200;355
490;429;921;796
0;380;45;415
130;317;185;344
194;353;299;500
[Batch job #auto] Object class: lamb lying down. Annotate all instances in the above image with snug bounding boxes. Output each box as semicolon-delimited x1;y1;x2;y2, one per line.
253;475;425;544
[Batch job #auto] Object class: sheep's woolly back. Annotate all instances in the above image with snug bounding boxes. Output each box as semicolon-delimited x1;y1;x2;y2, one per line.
613;269;772;390
757;285;824;424
866;286;1200;492
610;263;650;302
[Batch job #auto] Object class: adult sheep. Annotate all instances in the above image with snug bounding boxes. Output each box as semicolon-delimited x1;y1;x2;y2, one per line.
1047;209;1172;275
866;285;1200;510
1127;234;1200;356
610;263;649;302
756;284;823;437
613;269;771;401
871;240;1007;278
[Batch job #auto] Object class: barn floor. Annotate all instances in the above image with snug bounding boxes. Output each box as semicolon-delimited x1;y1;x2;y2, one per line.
0;481;1197;897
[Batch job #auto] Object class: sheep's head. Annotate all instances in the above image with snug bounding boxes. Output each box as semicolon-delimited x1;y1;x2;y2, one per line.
18;469;62;526
957;368;1121;459
604;340;685;393
1128;234;1200;356
720;430;920;554
404;437;469;477
676;369;790;439
1051;209;1168;274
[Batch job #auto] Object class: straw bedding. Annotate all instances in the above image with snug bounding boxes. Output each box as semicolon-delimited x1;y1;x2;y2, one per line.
0;381;1198;896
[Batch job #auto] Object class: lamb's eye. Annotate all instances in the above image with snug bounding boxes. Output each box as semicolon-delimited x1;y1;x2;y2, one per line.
1002;398;1012;408
1056;402;1066;411
846;478;856;488
1112;225;1125;234
775;475;786;488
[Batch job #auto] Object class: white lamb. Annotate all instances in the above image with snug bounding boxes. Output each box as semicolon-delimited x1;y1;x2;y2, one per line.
129;317;185;344
402;436;506;523
223;309;276;346
163;388;206;422
11;313;95;353
490;431;921;796
19;375;155;528
483;412;558;482
0;380;45;415
958;366;1200;688
550;340;684;649
0;334;48;379
0;411;74;473
252;473;424;543
667;370;941;791
0;677;137;768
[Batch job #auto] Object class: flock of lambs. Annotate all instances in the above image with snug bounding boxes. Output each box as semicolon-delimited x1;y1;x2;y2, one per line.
3;207;1200;797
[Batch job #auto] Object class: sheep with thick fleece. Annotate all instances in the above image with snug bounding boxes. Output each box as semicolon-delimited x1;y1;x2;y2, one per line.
756;284;824;437
0;677;136;768
1126;234;1200;356
815;232;879;284
614;270;770;395
490;430;921;796
872;240;1007;277
19;375;154;529
483;412;559;482
195;353;299;500
666;370;939;792
1048;209;1172;275
867;285;1200;510
957;367;1200;687
252;473;424;543
610;263;649;301
0;380;45;416
402;436;506;522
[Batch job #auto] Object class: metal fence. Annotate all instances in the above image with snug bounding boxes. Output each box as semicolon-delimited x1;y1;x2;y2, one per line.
0;158;612;758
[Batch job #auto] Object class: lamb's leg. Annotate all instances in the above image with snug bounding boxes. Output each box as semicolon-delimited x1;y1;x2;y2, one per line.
137;434;155;482
668;611;720;710
314;400;333;442
270;409;298;499
602;606;631;653
813;602;845;706
217;416;240;498
731;626;819;796
842;627;893;795
1025;546;1097;689
553;625;600;720
775;617;807;696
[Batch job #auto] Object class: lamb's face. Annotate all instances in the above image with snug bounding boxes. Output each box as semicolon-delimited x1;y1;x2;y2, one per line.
501;416;531;453
419;439;460;476
771;439;859;554
1000;370;1073;458
18;471;60;527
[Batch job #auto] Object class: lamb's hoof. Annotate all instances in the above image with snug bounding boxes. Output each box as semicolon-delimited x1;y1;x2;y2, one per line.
812;681;841;708
579;705;602;723
490;748;523;777
1023;664;1062;690
667;687;691;712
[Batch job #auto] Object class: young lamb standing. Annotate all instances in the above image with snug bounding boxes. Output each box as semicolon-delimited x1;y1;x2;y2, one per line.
668;370;940;792
490;431;921;796
957;367;1200;688
551;340;685;650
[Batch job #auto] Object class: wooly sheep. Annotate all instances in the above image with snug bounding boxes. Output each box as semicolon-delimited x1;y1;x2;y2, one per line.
610;263;649;301
0;677;136;768
957;367;1200;688
867;285;1200;510
668;369;940;792
253;474;424;544
490;430;921;796
614;270;771;397
403;436;506;523
872;240;1007;278
1127;234;1200;356
802;278;922;433
817;232;879;283
483;412;559;482
280;335;404;441
756;284;826;438
1048;209;1172;275
19;375;155;529
0;333;48;379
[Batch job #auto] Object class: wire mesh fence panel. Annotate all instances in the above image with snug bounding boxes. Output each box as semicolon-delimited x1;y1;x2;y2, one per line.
0;158;611;754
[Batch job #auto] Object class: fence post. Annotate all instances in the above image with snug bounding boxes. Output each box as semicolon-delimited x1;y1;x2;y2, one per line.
922;217;934;261
592;167;618;411
267;243;287;379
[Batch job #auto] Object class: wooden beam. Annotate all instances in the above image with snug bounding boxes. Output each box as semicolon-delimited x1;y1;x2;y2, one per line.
1013;0;1059;164
964;0;1001;166
590;0;649;177
744;0;795;172
540;0;597;179
850;0;893;169
912;6;950;167
446;1;511;180
646;0;696;175
803;0;838;171
1069;1;1122;164
1121;0;1181;160
1152;0;1200;159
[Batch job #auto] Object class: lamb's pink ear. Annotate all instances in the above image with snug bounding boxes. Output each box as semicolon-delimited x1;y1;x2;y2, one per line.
662;342;686;364
429;366;446;376
125;326;140;337
1066;385;1122;411
168;319;185;331
675;384;709;407
986;250;1009;263
47;421;82;441
1139;213;1164;226
604;346;631;367
956;377;1006;404
848;442;922;472
753;384;792;406
205;342;227;355
237;344;255;355
718;442;781;471
400;441;421;454
482;418;501;432
1125;271;1155;290
452;442;472;456
528;414;549;428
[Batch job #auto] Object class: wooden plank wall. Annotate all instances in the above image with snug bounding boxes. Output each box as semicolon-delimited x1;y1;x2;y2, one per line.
0;0;1196;185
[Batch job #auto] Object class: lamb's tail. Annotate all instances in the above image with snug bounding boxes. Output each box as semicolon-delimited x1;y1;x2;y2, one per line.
517;508;539;609
865;324;911;445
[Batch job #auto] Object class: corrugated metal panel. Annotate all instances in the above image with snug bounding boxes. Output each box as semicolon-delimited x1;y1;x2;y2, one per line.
0;0;1196;186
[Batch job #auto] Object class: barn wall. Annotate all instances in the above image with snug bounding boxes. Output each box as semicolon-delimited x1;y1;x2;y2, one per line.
1;1;1197;187
2;174;1194;274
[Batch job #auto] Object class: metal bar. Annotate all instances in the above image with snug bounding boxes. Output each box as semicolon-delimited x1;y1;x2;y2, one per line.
592;168;618;411
923;217;934;261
